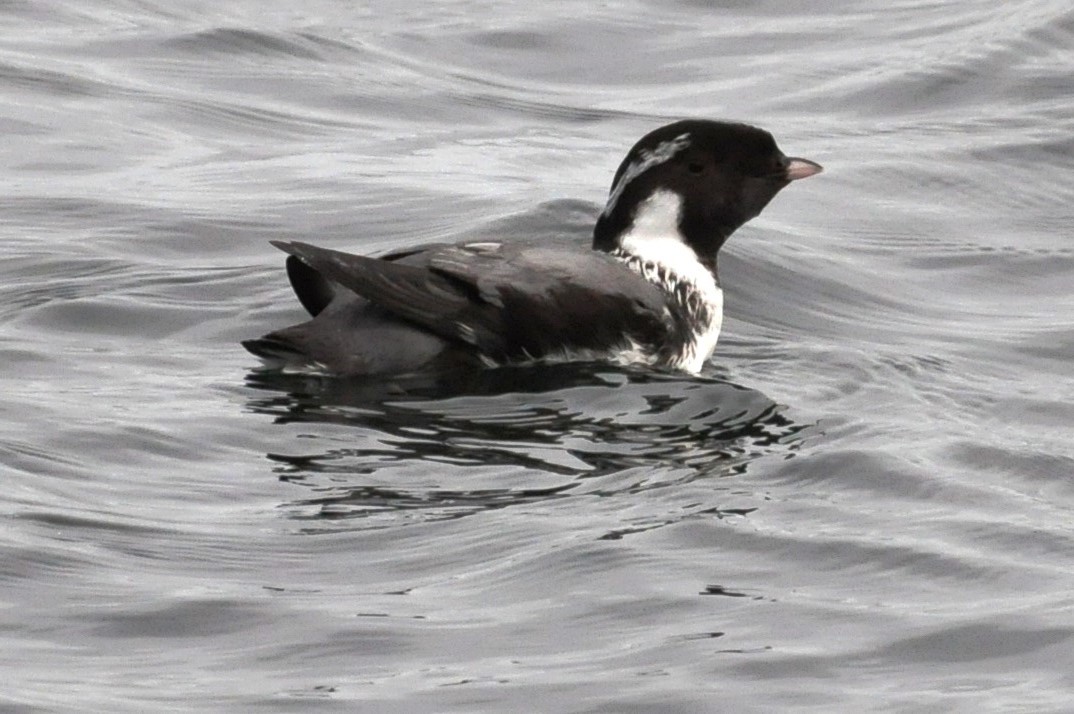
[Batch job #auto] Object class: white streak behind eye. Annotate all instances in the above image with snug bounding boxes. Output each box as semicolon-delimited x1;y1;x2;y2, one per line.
602;133;691;217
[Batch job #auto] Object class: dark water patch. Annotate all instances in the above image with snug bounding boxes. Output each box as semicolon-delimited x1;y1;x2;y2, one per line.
0;59;108;97
728;622;1074;710
949;441;1074;494
983;394;1074;437
722;244;950;343
0;437;88;480
0;115;49;136
1;258;271;344
451;93;629;124
903;244;1074;280
969;134;1074;171
91;598;273;639
148;93;356;139
252;622;422;666
793;3;1074;116
387;17;750;90
723;521;1042;592
940;518;1074;575
468;30;556;52
0;544;94;585
0;347;58;374
875;622;1074;664
161;28;327;61
134;218;298;259
80;26;371;66
14;510;172;537
460;199;599;241
0;197;152;230
18;294;222;338
763;448;941;499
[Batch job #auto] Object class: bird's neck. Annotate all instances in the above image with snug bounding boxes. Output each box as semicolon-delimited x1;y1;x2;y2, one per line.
606;190;720;287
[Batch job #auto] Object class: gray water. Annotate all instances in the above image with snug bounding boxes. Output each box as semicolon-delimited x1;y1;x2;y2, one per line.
2;1;1073;711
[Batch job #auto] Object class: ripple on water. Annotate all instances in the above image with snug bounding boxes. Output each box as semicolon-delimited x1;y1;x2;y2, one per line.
244;366;812;532
2;0;1074;710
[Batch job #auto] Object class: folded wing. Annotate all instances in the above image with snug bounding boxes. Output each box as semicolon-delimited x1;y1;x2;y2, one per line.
270;240;671;364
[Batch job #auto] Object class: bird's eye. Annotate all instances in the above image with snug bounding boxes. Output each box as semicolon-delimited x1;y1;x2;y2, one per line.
687;162;705;175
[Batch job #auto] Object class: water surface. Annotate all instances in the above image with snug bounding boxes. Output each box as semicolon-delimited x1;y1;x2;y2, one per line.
2;0;1073;711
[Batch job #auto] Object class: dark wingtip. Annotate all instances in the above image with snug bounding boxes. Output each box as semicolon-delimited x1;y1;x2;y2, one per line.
271;240;324;262
263;241;337;316
242;336;297;361
285;254;335;316
241;337;265;356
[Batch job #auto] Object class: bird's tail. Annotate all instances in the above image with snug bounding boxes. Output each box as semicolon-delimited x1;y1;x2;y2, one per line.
241;335;307;368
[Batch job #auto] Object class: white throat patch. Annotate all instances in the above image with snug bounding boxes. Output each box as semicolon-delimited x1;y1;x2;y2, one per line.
613;189;724;373
619;190;712;290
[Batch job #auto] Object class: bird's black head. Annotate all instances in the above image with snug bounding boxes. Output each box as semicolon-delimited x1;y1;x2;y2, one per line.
592;119;822;271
